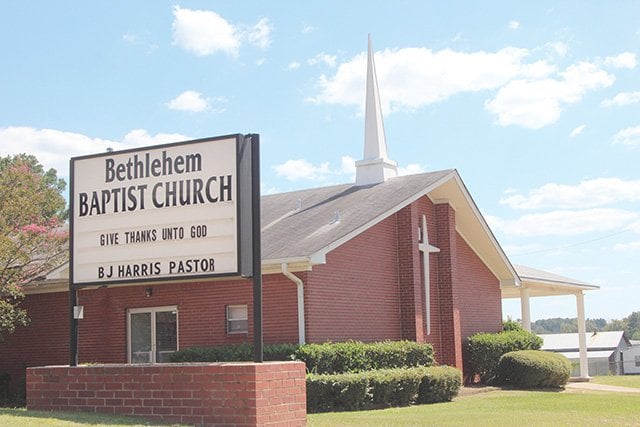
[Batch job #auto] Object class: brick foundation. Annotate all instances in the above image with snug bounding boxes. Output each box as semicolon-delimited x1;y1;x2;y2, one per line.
27;362;306;426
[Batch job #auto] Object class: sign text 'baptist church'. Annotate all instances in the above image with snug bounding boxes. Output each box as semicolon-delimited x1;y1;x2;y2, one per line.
71;135;250;286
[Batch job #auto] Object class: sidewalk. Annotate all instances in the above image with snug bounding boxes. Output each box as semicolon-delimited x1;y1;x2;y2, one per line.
565;382;640;393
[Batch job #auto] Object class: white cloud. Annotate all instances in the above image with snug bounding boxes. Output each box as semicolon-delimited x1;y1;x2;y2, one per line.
613;241;640;251
398;163;426;176
601;91;640;107
569;124;586;137
308;53;337;68
273;155;423;182
612;125;640;146
273;159;331;181
172;6;240;56
604;52;637;69
501;177;640;210
628;221;640;233
301;23;316;34
340;155;356;176
546;41;568;57
166;90;209;112
501;243;544;256
171;7;271;57
245;17;271;50
122;32;158;53
508;20;521;30
0;127;189;179
287;61;301;70
308;46;555;114
120;129;191;147
490;208;638;237
485;61;614;129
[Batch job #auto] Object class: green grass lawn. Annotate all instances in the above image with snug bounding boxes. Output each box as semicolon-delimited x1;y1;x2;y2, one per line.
3;380;640;426
591;374;640;388
0;408;181;427
308;388;640;427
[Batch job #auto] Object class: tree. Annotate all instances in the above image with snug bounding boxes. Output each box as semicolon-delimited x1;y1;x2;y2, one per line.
0;154;68;339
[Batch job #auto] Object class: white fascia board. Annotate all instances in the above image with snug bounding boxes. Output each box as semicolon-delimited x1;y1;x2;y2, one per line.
448;172;518;282
308;171;458;264
520;278;600;292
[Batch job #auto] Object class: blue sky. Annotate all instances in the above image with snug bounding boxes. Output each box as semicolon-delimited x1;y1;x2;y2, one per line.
1;1;639;322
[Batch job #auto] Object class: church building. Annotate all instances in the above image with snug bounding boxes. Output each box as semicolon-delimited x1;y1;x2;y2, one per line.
0;38;595;391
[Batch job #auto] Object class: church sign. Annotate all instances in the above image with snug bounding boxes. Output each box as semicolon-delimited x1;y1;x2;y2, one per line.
70;134;254;287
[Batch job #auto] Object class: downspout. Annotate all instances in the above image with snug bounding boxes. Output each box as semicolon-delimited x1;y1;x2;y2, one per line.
281;263;306;344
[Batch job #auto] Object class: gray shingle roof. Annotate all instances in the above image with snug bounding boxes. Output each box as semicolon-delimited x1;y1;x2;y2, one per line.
261;169;455;261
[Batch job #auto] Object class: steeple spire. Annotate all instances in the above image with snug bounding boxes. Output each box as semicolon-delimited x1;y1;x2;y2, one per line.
355;34;398;186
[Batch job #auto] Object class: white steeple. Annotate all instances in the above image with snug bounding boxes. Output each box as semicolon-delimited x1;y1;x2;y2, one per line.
355;35;398;186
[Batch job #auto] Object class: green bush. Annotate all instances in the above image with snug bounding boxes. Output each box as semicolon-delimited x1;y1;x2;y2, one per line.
366;368;422;408
417;365;462;404
502;319;524;331
306;366;461;413
169;342;299;363
306;372;369;412
496;350;571;388
294;340;435;374
467;330;542;384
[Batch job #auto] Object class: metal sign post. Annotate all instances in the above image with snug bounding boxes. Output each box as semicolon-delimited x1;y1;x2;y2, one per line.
249;135;263;362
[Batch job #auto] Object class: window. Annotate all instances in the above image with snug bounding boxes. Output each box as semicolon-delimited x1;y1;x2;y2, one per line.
227;305;248;334
128;306;178;363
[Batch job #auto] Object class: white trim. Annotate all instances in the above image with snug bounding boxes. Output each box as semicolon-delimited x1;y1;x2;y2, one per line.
418;214;439;336
282;263;306;344
448;173;518;281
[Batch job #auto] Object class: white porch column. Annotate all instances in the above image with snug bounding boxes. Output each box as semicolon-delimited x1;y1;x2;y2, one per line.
576;291;589;379
519;286;531;332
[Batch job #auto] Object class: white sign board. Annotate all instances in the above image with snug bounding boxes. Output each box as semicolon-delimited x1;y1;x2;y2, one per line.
71;135;246;286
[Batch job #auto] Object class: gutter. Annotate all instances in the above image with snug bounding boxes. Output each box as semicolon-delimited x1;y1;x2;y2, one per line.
281;263;306;344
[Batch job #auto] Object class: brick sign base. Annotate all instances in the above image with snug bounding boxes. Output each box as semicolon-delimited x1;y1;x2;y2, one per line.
27;361;306;426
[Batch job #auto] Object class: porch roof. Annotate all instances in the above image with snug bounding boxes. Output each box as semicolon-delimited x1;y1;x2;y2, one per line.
501;264;599;299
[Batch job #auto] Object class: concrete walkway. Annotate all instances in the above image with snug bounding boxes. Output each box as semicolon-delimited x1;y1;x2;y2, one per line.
565;382;640;393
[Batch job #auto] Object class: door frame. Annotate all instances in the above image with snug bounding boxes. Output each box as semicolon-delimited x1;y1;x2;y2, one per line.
127;305;178;363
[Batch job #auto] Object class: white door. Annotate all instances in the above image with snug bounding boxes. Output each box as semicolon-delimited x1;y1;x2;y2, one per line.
128;306;177;363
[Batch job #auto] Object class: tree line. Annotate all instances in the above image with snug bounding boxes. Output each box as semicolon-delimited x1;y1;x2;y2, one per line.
531;311;640;340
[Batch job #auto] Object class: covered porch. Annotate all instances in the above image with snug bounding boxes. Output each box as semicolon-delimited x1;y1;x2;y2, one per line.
501;264;600;380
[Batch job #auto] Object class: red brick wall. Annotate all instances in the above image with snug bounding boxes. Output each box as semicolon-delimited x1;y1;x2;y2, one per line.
78;275;299;364
304;214;402;342
0;276;299;389
434;203;462;369
396;203;425;342
0;292;69;391
27;362;306;426
454;232;503;339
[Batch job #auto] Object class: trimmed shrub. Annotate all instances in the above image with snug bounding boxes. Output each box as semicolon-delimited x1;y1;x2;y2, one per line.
467;329;542;384
169;342;299;363
496;350;571;388
366;368;422;408
306;366;462;413
417;365;462;404
306;372;369;412
294;340;435;374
